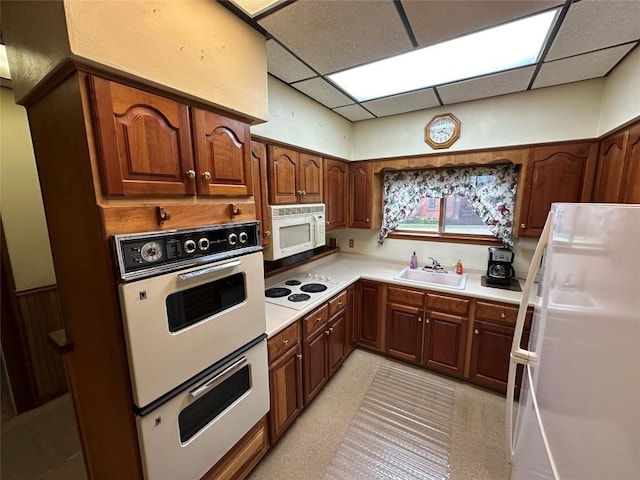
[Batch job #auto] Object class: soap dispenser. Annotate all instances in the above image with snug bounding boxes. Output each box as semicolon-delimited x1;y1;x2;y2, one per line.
410;252;418;269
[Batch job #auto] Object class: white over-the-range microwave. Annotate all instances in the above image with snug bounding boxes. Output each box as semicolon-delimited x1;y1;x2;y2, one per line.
263;203;326;261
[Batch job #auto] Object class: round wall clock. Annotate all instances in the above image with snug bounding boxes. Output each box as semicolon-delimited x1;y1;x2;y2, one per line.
424;113;461;149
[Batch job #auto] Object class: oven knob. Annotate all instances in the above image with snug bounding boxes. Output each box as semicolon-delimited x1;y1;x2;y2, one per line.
198;238;210;251
228;233;238;246
239;231;248;244
184;239;196;254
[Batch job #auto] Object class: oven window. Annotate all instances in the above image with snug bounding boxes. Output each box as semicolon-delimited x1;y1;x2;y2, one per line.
178;364;251;443
280;223;311;249
166;273;246;333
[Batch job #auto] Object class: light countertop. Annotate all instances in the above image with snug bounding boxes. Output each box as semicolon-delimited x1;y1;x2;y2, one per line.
264;252;536;338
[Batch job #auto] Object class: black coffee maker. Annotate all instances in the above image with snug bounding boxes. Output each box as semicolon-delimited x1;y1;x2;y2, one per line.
487;247;515;285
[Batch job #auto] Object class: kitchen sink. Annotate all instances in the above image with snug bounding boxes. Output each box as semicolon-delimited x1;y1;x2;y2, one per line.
549;289;596;309
394;267;468;290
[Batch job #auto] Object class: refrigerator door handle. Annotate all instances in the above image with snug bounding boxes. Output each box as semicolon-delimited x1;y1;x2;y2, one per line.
506;210;553;461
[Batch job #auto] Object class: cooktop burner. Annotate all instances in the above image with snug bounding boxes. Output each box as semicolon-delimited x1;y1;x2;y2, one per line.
264;273;343;310
300;283;328;293
288;293;311;302
265;287;292;298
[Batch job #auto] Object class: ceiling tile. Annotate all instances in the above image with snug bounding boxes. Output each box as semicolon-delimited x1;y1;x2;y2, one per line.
546;0;640;61
402;0;563;47
362;89;439;117
333;104;375;122
533;44;635;89
258;0;412;74
291;77;354;108
438;66;536;105
266;39;316;83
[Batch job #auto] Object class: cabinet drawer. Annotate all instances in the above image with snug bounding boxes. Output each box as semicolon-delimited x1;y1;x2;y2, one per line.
328;290;348;317
268;322;299;363
426;293;470;316
388;286;425;307
475;301;534;329
302;304;329;338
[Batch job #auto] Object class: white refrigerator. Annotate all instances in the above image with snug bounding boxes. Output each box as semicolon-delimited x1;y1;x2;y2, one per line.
506;203;640;480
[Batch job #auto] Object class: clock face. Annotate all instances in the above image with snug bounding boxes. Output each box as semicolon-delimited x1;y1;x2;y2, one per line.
425;113;460;149
429;119;456;143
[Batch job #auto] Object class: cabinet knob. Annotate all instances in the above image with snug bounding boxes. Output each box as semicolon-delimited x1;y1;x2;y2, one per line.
521;223;526;229
474;329;479;334
297;354;302;360
500;312;506;319
203;171;212;180
425;318;430;324
265;230;271;236
282;339;289;346
316;317;323;322
185;169;196;179
325;330;331;336
329;327;334;332
301;190;306;195
418;316;422;322
337;301;343;306
366;217;370;222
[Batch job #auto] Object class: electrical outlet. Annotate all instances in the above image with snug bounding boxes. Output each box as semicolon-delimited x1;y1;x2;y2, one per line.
348;239;354;248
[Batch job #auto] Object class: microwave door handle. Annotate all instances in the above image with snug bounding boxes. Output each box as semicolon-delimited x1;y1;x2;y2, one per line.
178;260;241;281
189;356;248;399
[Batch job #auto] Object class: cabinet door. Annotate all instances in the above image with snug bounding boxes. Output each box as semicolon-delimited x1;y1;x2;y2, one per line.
191;108;252;196
324;159;348;230
468;320;514;392
423;311;468;377
621;123;640;204
268;343;303;444
250;141;270;248
349;162;372;228
385;303;423;364
268;146;299;204
358;281;384;351
518;143;598;236
347;285;357;354
89;76;196;196
298;153;323;203
303;328;329;406
593;131;627;203
328;312;347;377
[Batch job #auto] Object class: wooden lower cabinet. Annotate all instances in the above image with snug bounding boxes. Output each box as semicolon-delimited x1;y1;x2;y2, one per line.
328;310;347;376
303;325;329;406
358;280;384;350
423;311;468;377
268;343;303;444
385;302;423;364
201;416;269;480
346;285;358;354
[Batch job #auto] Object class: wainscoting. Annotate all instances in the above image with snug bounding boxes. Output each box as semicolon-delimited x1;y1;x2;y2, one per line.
14;286;67;405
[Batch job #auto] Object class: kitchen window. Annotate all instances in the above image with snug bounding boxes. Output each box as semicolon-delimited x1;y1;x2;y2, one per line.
379;164;519;246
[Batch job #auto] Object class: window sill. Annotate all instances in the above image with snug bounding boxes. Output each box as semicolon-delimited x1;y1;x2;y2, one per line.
387;230;503;246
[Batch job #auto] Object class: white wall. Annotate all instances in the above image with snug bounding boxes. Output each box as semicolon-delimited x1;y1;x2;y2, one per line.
251;76;352;159
599;47;640;136
0;87;56;290
351;79;604;160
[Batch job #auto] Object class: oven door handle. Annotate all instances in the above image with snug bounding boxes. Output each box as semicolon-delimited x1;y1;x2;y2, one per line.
178;260;242;281
189;356;248;399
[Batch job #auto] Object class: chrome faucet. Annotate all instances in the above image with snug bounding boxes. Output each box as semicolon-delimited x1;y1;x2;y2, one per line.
427;257;444;272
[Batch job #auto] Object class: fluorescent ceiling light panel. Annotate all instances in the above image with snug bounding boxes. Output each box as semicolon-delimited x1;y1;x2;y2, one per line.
0;45;11;80
229;0;287;17
328;9;558;102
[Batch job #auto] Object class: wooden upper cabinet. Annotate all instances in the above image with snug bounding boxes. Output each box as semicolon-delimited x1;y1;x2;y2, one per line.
267;146;323;204
621;123;640;203
349;162;373;228
250;141;270;247
298;153;323;203
518;142;598;237
191;108;252;196
594;122;640;204
324;159;349;231
89;75;196;196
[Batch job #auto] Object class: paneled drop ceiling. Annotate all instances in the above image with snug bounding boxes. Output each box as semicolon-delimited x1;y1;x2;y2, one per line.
224;0;640;122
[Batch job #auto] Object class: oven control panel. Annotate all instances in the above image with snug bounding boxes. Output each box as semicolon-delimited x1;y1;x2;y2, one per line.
113;221;261;281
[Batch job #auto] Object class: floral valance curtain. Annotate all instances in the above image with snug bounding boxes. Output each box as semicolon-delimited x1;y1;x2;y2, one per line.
379;164;519;246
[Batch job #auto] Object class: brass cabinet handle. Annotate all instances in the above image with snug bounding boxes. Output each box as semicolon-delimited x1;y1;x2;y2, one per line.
265;230;271;236
283;339;289;345
474;329;479;334
366;217;370;222
329;327;334;332
500;312;506;319
521;223;526;229
186;170;196;179
316;317;323;322
203;171;212;179
297;354;302;360
337;301;343;306
325;330;330;336
425;318;430;324
418;316;422;322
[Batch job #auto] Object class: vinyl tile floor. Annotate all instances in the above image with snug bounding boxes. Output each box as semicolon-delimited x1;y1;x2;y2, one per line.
1;349;509;480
